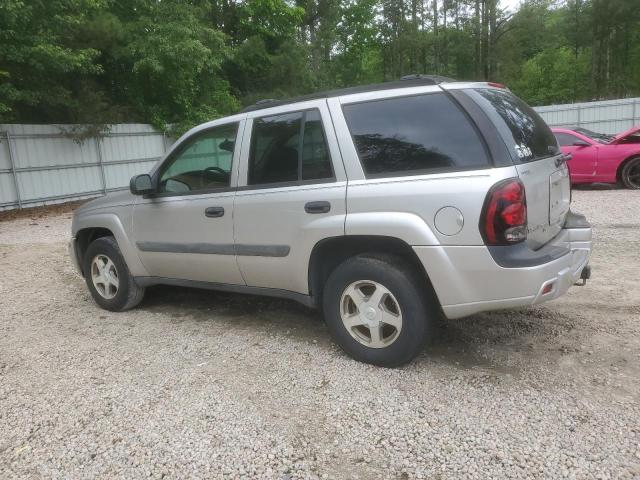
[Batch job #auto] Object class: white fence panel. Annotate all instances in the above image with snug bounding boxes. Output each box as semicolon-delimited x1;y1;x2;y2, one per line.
0;124;171;211
534;97;640;134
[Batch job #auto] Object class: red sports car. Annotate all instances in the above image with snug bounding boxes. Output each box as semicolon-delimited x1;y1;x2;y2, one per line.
551;126;640;189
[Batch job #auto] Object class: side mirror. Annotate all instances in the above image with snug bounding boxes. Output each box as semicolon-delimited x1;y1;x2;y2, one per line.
130;174;154;195
572;141;589;147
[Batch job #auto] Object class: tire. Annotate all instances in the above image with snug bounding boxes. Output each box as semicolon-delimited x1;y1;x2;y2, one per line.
83;236;145;311
322;254;435;367
621;157;640;189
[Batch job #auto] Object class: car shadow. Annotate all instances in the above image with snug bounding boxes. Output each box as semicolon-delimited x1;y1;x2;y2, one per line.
140;285;575;373
572;183;621;190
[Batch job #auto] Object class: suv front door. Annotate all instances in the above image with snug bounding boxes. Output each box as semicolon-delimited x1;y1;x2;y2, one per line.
132;120;245;284
233;101;347;295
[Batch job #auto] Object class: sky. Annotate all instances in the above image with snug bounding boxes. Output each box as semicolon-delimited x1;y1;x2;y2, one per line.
500;0;522;12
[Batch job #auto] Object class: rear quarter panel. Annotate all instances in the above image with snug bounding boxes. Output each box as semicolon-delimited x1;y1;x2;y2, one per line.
344;168;517;246
328;88;518;247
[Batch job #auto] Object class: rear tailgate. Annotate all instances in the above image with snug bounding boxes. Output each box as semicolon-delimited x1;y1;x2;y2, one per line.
514;156;570;249
462;86;570;249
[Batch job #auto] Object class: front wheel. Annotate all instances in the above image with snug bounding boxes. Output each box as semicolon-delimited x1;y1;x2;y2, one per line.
322;254;435;367
83;236;145;311
621;157;640;189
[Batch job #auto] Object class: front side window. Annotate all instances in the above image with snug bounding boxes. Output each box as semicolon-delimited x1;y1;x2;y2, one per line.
159;123;238;194
554;133;580;147
342;93;490;176
248;109;333;185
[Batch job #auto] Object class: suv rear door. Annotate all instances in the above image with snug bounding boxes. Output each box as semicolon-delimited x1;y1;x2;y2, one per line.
233;100;347;295
460;87;571;249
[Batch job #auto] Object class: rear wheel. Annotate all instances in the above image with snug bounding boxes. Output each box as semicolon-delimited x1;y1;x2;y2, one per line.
621;157;640;189
322;254;435;367
83;236;145;311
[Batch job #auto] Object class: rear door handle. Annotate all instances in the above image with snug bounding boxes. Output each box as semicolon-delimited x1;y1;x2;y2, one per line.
304;201;331;214
205;206;225;218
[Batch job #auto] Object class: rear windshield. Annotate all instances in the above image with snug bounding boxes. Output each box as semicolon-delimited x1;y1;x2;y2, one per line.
342;93;490;177
465;88;559;163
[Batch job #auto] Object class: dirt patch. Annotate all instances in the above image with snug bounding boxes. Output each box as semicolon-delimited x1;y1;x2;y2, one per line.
0;199;88;222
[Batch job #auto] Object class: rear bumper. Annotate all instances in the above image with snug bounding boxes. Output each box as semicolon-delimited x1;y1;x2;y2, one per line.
414;212;592;319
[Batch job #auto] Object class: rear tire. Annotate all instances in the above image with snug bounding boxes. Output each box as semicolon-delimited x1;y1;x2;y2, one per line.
322;254;435;367
621;157;640;189
83;236;145;311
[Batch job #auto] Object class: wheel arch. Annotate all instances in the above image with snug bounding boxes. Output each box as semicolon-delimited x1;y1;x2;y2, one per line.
307;235;439;310
616;154;640;183
75;227;115;275
72;212;149;277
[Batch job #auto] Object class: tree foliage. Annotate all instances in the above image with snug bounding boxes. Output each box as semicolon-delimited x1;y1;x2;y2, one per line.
1;0;639;134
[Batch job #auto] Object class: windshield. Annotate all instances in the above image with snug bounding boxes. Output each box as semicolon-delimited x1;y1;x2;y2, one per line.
465;88;560;163
573;127;613;144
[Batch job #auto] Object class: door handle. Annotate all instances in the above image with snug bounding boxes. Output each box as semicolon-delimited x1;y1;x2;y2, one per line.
304;201;331;214
205;206;225;218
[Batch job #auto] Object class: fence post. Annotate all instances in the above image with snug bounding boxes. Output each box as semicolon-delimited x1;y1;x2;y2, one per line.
5;131;22;209
632;99;637;126
576;104;582;128
94;135;107;195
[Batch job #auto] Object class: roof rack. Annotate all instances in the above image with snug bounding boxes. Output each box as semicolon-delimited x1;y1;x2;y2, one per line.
400;74;457;84
241;75;458;113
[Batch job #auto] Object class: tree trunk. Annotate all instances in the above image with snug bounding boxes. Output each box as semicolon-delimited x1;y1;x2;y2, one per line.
482;0;489;79
474;0;481;78
488;0;497;79
442;0;448;73
433;0;439;73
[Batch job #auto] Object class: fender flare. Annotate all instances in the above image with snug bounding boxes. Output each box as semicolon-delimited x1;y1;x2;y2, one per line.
73;212;149;277
345;211;440;246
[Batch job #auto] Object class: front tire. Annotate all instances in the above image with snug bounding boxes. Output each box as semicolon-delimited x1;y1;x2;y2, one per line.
322;254;435;367
83;236;145;311
621;157;640;189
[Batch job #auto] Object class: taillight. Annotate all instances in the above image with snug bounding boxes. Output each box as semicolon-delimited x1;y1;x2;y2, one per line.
480;178;527;245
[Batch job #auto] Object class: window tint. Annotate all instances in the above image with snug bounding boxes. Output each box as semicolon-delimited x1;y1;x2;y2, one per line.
301;110;332;180
342;93;489;176
159;124;237;194
248;109;333;185
554;133;579;147
465;88;559;163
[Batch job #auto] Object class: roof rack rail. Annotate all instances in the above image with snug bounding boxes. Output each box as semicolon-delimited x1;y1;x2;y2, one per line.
240;76;458;113
400;74;457;84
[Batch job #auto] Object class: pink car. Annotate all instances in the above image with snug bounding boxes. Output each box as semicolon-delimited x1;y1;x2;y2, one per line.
552;126;640;189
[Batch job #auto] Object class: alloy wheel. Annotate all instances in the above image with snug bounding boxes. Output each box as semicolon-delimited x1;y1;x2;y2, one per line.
340;280;403;348
91;254;119;300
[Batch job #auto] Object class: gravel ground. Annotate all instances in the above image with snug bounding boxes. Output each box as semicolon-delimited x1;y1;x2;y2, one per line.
1;189;639;479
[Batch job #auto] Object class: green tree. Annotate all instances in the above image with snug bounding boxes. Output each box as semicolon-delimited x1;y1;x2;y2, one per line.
0;0;106;122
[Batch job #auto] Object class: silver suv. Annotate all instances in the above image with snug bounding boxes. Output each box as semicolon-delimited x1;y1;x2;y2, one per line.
70;77;592;366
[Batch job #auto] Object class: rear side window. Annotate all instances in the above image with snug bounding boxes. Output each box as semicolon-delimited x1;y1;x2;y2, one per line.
342;93;490;177
248;109;333;185
465;88;559;163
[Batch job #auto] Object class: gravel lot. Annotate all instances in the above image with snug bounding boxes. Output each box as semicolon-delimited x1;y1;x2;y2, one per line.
1;189;639;479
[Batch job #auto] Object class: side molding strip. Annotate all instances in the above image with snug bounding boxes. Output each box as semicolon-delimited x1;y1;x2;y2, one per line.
136;242;290;257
